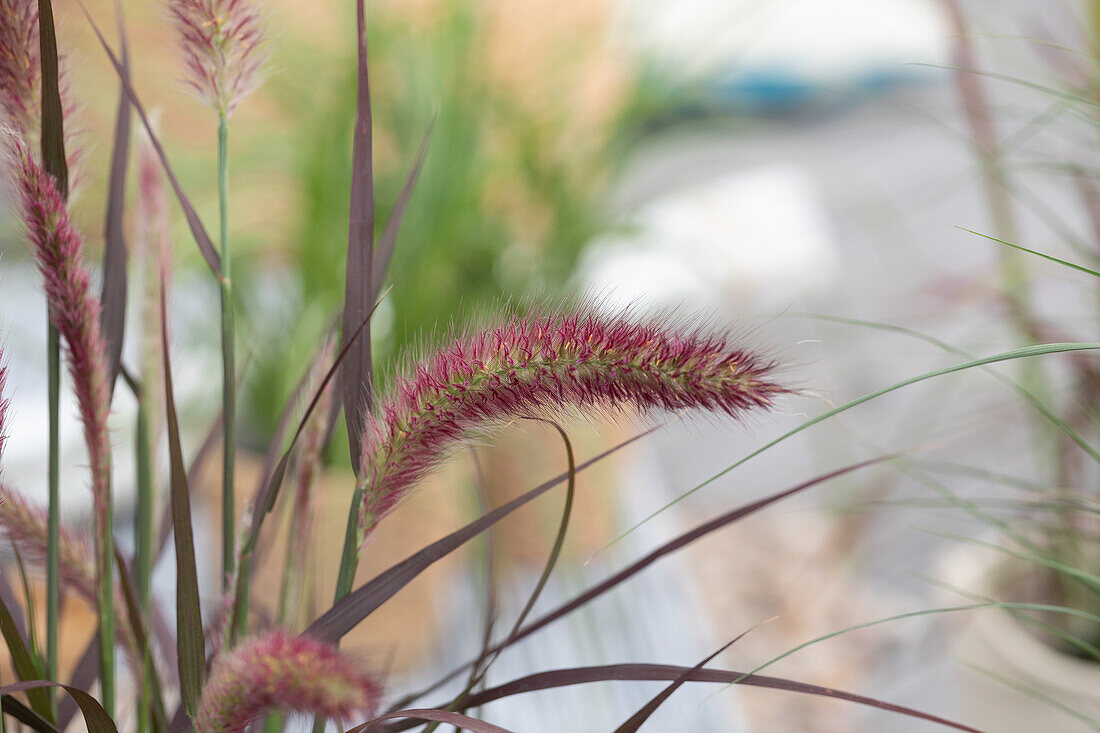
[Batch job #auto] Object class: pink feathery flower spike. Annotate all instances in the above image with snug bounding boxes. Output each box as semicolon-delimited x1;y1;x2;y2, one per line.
10;135;112;552
0;0;39;134
357;305;789;542
168;0;265;116
194;630;382;733
0;349;8;467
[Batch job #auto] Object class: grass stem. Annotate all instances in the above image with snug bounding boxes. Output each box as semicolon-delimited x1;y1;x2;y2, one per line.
218;113;237;593
135;395;154;733
46;321;59;714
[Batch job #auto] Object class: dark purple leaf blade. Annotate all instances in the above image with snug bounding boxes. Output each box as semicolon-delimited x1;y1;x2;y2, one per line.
2;694;58;732
159;281;205;717
340;0;376;470
395;453;907;708
614;632;751;733
99;1;132;399
114;549;170;731
305;426;659;645
57;633;98;730
371;116;435;300
348;709;513;733
75;0;221;274
0;681;117;733
0;586;53;722
36;0;67;198
404;665;983;733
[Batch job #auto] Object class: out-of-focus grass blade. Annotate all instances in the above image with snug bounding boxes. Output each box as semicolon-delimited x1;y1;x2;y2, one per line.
159;282;205;717
36;0;67;198
341;0;377;470
608;342;1100;549
156;410;223;560
393;665;982;733
0;591;53;722
347;709;513;733
114;550;170;731
791;314;1100;466
371;117;435;300
396;453;908;709
57;633;98;731
75;0;221;274
959;227;1100;278
959;659;1100;731
1;695;57;732
0;572;27;650
614;627;762;733
0;682;115;733
306;426;659;645
99;1;132;398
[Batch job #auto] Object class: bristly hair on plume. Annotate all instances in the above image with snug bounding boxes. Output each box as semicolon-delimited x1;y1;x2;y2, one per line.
356;303;790;542
194;630;382;733
0;0;39;135
168;0;265;117
8;134;112;536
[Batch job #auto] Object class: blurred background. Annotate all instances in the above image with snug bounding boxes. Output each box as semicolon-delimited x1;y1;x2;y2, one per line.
2;0;1100;730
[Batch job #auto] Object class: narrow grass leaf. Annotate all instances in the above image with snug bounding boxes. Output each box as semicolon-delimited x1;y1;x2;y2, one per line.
959;227;1100;277
305;426;658;645
0;589;52;722
57;634;98;731
609;342;1100;548
405;665;982;733
348;709;513;733
396;453;908;708
160;282;205;716
959;659;1100;731
371;117;434;300
114;549;170;731
1;695;58;732
0;682;115;733
75;0;221;274
340;0;376;469
614;626;763;733
99;1;132;398
36;0;67;198
157;410;223;560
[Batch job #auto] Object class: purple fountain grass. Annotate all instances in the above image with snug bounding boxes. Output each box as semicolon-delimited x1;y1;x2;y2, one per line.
0;352;7;467
168;0;265;117
356;305;789;542
194;629;382;733
0;484;96;605
9;136;111;531
135;131;171;429
0;0;38;135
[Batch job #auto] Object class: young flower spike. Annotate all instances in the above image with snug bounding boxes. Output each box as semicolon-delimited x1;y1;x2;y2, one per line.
194;630;382;733
10;136;111;536
0;0;39;134
168;0;265;116
357;305;789;541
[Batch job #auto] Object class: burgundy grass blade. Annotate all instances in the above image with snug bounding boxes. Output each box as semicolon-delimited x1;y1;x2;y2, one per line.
1;694;58;732
113;549;171;730
0;582;54;721
36;0;67;198
57;632;98;730
340;0;376;471
0;681;116;733
351;709;514;733
75;0;221;275
393;453;905;708
305;426;658;645
157;409;223;560
99;0;131;399
371;117;434;300
383;665;982;733
159;281;206;717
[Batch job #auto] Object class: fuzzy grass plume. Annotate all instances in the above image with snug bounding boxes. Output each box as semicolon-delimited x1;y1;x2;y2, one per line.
168;0;265;116
357;305;789;541
194;630;381;732
0;0;38;134
11;136;111;529
0;350;7;467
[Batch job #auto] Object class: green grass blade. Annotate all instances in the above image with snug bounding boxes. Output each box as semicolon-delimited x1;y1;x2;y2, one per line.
959;227;1100;277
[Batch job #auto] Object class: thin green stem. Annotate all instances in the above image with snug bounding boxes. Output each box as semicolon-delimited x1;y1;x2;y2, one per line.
135;396;154;733
98;490;115;718
218;113;237;592
45;321;59;715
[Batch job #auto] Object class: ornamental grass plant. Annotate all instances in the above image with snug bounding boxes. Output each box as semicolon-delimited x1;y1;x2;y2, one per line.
0;1;1091;732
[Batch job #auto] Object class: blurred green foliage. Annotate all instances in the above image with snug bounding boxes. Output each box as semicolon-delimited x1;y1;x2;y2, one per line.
237;3;632;450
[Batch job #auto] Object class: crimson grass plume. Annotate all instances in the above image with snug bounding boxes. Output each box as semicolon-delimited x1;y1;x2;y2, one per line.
168;0;265;116
0;0;38;135
358;305;789;540
194;630;382;733
9;135;112;562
